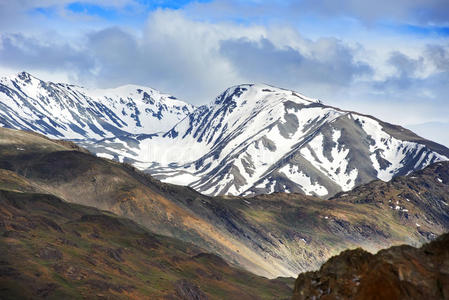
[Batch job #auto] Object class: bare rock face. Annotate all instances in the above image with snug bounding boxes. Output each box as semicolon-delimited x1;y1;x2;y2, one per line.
292;233;449;300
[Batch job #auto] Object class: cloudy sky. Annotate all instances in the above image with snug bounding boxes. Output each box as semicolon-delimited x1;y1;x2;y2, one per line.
0;0;448;145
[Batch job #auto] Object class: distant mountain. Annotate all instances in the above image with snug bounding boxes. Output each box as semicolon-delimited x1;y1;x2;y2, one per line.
85;83;449;197
1;127;448;279
0;71;194;139
1;73;448;198
292;232;449;300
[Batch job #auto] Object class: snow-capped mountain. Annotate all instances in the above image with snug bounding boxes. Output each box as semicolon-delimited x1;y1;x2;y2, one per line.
81;83;449;197
0;72;194;139
1;73;448;198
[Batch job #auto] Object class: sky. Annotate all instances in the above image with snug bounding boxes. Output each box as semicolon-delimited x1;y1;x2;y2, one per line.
0;0;448;146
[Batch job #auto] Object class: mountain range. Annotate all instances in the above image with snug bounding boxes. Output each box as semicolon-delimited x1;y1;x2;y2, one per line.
1;72;448;198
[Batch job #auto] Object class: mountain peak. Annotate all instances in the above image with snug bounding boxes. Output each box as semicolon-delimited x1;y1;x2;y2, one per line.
18;70;32;78
213;83;321;108
214;84;254;105
15;71;40;83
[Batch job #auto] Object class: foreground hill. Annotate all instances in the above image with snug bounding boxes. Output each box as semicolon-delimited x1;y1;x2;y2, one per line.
0;188;292;299
1;72;448;198
0;127;448;279
292;232;449;300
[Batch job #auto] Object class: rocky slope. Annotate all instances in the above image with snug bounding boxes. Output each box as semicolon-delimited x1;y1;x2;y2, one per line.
292;232;449;300
1;73;448;198
1;127;448;279
0;71;194;139
0;188;293;299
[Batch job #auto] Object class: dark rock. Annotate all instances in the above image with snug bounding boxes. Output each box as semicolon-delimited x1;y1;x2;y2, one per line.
37;246;62;260
53;263;85;280
0;266;19;277
79;214;124;231
39;216;64;233
175;279;209;300
36;283;59;298
2;230;24;238
89;228;101;239
10;223;31;232
106;248;124;262
135;234;160;249
56;237;78;247
86;280;134;293
191;253;228;268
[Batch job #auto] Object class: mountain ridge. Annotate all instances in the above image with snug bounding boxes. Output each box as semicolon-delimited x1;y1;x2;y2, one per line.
1;72;448;199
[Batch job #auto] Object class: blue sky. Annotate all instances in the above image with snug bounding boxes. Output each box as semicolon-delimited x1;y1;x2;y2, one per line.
0;0;448;145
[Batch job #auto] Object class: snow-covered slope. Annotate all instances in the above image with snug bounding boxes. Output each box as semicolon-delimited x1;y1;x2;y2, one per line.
82;84;449;197
0;72;194;139
1;73;448;198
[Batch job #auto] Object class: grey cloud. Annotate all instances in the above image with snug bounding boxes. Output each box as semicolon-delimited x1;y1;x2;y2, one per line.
219;37;372;89
388;52;423;76
375;48;449;92
0;33;94;73
375;51;424;89
425;44;449;71
86;27;141;83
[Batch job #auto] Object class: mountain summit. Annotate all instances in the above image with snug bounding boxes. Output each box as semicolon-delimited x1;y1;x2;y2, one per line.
1;74;448;197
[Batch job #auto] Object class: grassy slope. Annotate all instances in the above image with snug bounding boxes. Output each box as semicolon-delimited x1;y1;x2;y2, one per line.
0;188;292;299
